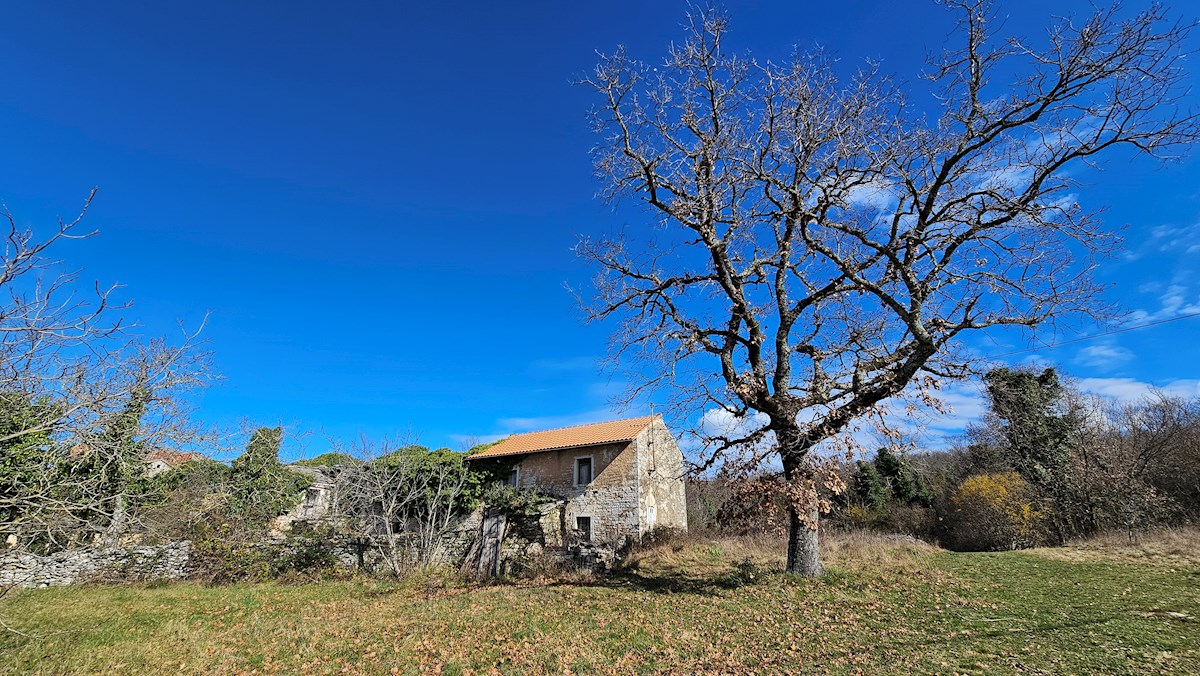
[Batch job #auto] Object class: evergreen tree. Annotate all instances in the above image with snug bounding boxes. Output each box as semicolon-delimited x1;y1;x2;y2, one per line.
984;368;1077;490
982;367;1086;539
228;427;310;524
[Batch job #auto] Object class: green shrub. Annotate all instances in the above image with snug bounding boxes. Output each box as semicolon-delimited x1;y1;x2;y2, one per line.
292;452;358;468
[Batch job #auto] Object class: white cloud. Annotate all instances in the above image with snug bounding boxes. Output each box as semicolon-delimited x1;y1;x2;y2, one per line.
1073;343;1134;370
698;407;770;440
926;382;988;431
846;179;897;211
1126;283;1200;323
1075;377;1200;404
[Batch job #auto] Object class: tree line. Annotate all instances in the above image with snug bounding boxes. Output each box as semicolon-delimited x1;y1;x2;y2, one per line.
687;367;1200;552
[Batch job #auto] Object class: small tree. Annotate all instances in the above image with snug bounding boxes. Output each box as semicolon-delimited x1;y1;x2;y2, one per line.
0;193;212;637
1073;391;1197;538
333;439;474;576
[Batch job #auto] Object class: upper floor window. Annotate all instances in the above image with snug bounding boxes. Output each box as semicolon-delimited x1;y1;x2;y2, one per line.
506;467;519;487
574;456;593;486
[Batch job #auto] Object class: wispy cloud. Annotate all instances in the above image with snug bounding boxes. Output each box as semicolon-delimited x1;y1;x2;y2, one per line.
1076;377;1200;403
1073;343;1134;370
697;407;770;441
1127;221;1200;260
493;408;632;435
845;178;897;211
1126;282;1200;323
450;407;637;450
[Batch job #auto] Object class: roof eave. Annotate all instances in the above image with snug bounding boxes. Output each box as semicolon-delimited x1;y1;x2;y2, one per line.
467;437;638;461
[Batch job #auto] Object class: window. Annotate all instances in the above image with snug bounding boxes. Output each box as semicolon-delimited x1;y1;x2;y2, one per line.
506;467;519;487
574;456;593;486
576;516;592;542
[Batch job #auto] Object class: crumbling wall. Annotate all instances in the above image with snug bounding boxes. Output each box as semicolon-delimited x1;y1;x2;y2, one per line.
0;542;191;588
462;499;618;576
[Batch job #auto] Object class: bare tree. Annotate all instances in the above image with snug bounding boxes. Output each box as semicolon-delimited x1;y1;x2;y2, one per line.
332;437;473;576
578;2;1199;575
0;193;214;554
1074;390;1200;537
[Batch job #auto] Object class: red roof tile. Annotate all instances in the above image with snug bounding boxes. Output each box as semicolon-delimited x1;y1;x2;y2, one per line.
468;416;656;460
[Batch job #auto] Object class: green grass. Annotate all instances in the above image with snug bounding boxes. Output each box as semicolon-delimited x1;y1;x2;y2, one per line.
2;532;1197;674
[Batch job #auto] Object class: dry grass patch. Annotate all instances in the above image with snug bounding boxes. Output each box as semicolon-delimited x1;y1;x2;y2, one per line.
1029;526;1200;568
621;529;938;583
821;530;938;574
3;531;1198;674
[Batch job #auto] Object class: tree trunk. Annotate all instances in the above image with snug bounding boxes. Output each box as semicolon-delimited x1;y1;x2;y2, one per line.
779;426;825;577
104;494;127;547
785;505;823;577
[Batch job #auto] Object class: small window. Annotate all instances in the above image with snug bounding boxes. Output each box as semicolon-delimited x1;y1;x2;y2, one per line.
506;467;519;487
575;457;593;486
576;516;592;542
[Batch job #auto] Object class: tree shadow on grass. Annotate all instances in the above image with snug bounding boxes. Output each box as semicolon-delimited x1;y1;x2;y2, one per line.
556;558;766;595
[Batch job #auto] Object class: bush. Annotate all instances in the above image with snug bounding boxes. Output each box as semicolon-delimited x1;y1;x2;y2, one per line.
188;524;273;584
188;523;347;584
292;452;358;468
943;472;1050;551
834;503;938;541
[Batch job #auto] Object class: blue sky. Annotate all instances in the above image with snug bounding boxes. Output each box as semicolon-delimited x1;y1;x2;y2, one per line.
3;1;1198;460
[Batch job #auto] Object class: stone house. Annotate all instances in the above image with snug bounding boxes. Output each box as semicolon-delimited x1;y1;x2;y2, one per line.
142;449;203;477
466;415;687;546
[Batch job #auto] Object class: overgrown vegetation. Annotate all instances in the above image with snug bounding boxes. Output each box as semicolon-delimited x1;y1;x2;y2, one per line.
332;441;479;576
816;367;1200;551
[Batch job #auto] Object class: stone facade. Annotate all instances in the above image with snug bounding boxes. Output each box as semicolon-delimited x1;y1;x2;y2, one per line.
634;416;689;533
272;465;338;532
493;416;688;548
513;440;642;544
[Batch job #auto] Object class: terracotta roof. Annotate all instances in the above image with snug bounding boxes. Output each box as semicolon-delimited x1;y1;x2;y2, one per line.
143;449;203;468
468;415;656;460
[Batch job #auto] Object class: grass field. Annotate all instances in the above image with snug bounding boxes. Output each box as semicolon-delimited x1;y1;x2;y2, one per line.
2;530;1198;674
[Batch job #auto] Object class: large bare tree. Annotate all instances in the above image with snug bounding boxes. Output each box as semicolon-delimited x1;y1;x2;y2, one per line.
578;2;1199;575
0;192;213;555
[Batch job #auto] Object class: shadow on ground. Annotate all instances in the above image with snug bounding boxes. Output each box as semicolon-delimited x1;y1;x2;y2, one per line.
555;558;768;595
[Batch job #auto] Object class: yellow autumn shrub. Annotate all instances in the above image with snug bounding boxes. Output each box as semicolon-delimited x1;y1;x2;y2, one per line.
945;472;1049;551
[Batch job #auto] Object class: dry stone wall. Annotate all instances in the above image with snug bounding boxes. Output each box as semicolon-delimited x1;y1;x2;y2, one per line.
0;541;191;588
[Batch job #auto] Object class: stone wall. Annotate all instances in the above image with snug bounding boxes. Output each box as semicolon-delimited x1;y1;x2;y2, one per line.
0;542;191;588
635;417;689;532
514;441;641;545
